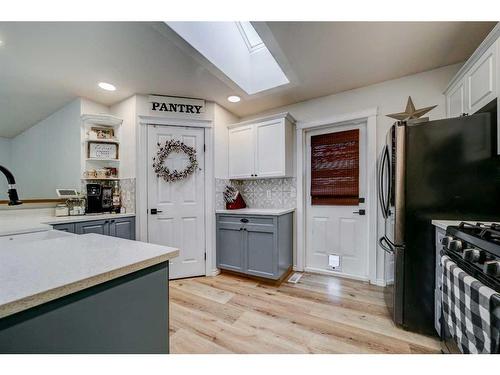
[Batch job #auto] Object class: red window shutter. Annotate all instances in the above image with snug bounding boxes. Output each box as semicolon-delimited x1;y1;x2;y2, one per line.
310;129;359;205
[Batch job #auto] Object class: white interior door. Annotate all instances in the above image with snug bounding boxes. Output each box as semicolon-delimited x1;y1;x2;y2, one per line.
305;122;368;280
147;125;205;280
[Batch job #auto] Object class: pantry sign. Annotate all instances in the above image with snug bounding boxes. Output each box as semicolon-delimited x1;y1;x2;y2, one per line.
148;95;205;117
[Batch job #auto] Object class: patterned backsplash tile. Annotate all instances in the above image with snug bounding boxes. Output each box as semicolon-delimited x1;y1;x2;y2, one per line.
215;177;296;210
120;178;136;214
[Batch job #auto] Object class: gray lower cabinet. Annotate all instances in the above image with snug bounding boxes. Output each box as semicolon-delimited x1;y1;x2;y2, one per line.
76;219;108;235
53;217;135;240
216;213;292;280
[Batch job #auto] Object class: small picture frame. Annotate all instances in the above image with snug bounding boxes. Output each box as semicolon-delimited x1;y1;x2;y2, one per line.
88;142;119;159
89;126;114;140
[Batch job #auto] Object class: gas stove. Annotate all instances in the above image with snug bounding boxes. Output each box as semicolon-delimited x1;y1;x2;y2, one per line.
442;222;500;290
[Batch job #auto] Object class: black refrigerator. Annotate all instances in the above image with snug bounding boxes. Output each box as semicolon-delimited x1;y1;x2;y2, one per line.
378;109;500;335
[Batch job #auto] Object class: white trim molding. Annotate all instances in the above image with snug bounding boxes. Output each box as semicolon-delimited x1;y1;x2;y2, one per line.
227;111;296;129
136;114;216;278
295;107;379;285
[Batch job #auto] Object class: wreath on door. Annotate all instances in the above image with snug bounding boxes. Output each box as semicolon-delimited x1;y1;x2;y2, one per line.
152;140;199;182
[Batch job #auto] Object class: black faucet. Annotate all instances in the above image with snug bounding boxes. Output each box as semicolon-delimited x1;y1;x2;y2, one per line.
0;165;22;205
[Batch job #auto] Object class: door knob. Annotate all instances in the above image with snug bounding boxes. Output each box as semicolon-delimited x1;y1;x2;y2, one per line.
150;208;163;215
353;209;366;215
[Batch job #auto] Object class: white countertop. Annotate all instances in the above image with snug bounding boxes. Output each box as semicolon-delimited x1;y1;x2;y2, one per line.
0;212;136;237
0;219;52;237
0;233;178;318
216;208;295;216
41;212;136;225
432;219;496;231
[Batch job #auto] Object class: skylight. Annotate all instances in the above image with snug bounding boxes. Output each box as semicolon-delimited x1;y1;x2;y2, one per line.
236;22;265;53
166;22;289;95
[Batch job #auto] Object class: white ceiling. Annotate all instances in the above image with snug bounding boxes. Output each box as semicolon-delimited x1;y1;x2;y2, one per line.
0;21;496;138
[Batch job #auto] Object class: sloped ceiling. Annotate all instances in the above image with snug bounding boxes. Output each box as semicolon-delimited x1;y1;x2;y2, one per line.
0;21;496;137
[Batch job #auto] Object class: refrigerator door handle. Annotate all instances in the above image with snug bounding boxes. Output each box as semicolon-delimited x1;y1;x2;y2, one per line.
378;145;389;219
379;235;394;254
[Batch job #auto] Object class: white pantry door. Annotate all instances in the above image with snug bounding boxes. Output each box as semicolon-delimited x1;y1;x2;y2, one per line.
147;125;205;280
305;123;368;280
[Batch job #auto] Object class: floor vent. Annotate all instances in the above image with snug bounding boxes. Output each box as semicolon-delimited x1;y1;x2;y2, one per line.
287;272;303;284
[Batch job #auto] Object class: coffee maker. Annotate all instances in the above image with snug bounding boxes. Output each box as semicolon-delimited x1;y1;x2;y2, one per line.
86;183;113;213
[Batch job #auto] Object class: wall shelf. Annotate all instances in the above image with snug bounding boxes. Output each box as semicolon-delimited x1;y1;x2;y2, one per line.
81;177;121;181
84;138;120;144
85;158;120;162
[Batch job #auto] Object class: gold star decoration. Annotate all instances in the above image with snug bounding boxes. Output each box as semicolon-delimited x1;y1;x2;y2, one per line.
386;96;437;121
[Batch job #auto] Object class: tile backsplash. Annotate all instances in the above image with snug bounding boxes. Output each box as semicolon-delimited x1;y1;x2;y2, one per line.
216;177;296;210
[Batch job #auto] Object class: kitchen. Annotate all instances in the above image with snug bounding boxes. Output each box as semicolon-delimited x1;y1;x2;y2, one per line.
1;18;499;361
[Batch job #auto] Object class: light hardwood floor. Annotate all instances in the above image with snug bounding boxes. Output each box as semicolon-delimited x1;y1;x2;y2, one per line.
169;272;441;354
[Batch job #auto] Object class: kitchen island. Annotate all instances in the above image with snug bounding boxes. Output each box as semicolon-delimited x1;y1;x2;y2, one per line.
0;232;178;353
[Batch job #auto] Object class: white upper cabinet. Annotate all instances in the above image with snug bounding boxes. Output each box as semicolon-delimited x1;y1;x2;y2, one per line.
228;113;295;179
446;79;466;118
445;25;499;118
228;124;255;179
466;42;497;114
444;24;500;153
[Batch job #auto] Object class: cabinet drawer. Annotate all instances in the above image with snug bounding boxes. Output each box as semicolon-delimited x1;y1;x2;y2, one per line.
217;214;274;227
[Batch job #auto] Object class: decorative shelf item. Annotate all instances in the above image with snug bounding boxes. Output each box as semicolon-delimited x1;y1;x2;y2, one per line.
87;141;119;160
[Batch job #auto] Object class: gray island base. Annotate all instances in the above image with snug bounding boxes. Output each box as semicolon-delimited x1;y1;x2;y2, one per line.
0;262;169;354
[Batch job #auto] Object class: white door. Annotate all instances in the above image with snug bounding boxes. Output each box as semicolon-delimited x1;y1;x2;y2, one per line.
254;120;285;178
305;123;368;281
228;125;254;178
147;125;205;280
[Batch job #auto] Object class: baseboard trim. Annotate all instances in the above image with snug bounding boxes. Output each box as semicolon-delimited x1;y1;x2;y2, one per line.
371;279;387;287
303;267;370;282
208;268;221;277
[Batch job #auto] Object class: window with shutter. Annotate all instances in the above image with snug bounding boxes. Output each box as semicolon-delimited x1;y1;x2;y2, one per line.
310;129;359;205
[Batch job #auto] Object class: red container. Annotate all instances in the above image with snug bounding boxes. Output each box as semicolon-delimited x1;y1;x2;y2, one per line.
226;193;246;210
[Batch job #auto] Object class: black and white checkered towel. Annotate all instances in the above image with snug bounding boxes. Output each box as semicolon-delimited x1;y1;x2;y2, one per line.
441;255;500;354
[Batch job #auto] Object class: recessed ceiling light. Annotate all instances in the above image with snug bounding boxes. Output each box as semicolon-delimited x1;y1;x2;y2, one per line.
0;40;4;47
98;82;116;91
227;95;241;103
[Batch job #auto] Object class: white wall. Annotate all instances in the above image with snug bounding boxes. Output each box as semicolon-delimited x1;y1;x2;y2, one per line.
238;63;462;283
110;95;137;179
214;103;240;179
81;98;110;116
0;137;12;199
9;99;82;199
3;97;110;200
